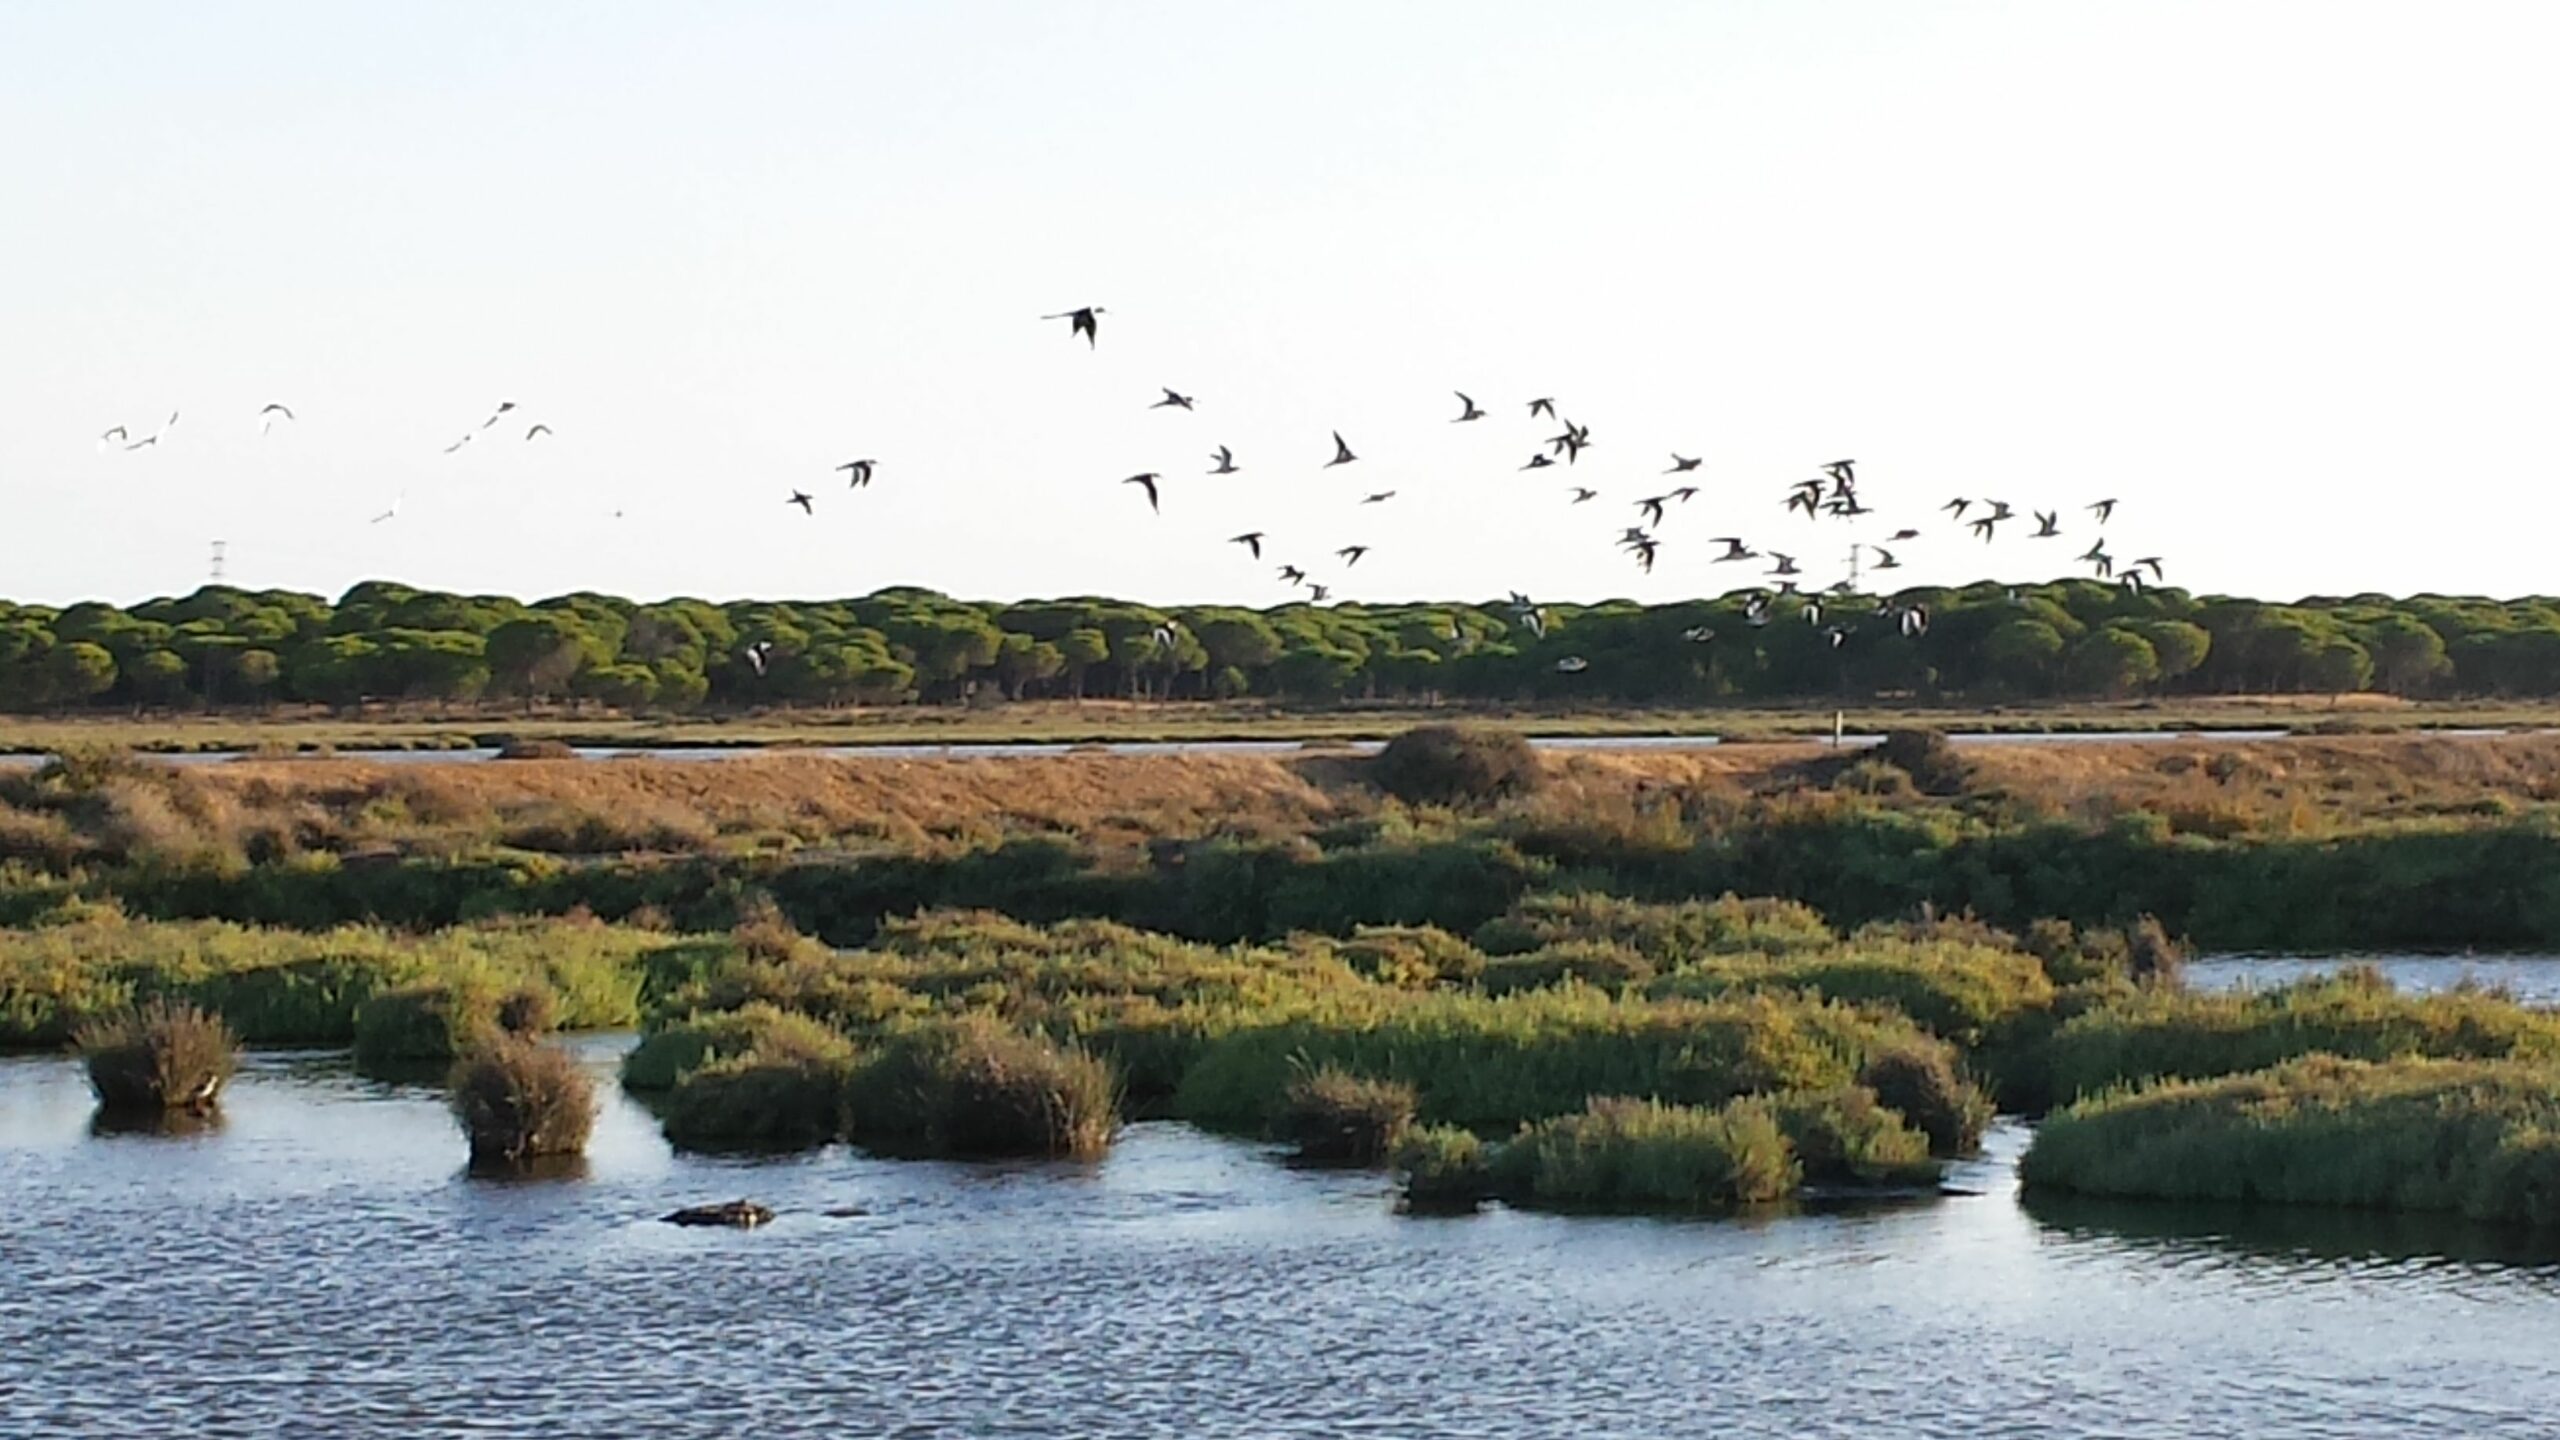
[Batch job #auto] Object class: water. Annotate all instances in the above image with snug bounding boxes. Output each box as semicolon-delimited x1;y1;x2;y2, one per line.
7;1035;2560;1437
2190;954;2560;1005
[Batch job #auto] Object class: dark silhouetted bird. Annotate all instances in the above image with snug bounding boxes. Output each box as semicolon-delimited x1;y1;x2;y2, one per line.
1124;473;1162;513
524;424;553;441
1636;496;1667;527
2032;510;2061;538
1712;537;1758;563
836;459;876;487
1670;485;1700;503
1327;431;1357;466
1887;528;1919;542
1337;545;1369;566
1278;564;1307;584
1209;445;1238;474
1666;454;1702;474
1941;498;1971;519
1453;392;1484;422
1522;454;1556;471
787;491;814;515
1231;532;1265;559
2089;498;2118;524
1871;547;1902;570
1568;487;1598;503
1044;307;1103;347
1152;388;1194;410
1528;398;1557;419
1361;491;1396;504
258;403;294;434
480;401;515;430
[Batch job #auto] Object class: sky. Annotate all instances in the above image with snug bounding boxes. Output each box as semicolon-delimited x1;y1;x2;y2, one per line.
2;1;2555;611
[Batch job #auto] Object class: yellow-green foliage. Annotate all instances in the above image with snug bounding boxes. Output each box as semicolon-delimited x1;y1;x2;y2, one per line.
621;1001;844;1091
2021;1055;2560;1226
1767;1086;1940;1187
661;1023;861;1153
1274;1065;1416;1163
1473;892;1836;962
0;914;665;1046
847;1015;1118;1160
1649;935;2054;1050
2040;970;2560;1104
1393;1124;1493;1208
1491;1095;1800;1210
1171;986;1953;1132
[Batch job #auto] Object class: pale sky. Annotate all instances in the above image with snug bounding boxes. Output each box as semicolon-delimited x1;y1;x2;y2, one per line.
3;2;2554;611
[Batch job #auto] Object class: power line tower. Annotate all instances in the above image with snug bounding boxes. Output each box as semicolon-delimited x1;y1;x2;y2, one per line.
209;540;227;583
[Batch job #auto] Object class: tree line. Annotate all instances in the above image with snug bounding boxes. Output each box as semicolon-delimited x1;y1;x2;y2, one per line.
0;578;2547;713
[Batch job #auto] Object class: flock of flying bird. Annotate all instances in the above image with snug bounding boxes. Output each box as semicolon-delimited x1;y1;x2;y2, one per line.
90;300;2164;674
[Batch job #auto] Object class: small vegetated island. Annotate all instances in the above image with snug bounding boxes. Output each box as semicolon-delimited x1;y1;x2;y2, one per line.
10;722;2560;1223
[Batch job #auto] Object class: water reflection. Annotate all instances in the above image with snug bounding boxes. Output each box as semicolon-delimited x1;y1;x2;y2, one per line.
2189;954;2560;1005
2023;1189;2560;1273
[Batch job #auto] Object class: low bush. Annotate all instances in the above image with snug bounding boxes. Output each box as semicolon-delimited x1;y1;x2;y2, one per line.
1768;1085;1940;1187
1489;1095;1799;1211
2037;971;2560;1107
621;1002;844;1091
660;1025;861;1152
1372;725;1542;807
449;1035;596;1166
1332;925;1484;988
77;1000;236;1113
1274;1065;1416;1164
1479;941;1654;995
1856;1043;1992;1155
848;1016;1117;1160
2020;1055;2560;1226
490;737;579;761
352;982;501;1071
1875;729;1970;795
1393;1124;1494;1210
1474;892;1834;962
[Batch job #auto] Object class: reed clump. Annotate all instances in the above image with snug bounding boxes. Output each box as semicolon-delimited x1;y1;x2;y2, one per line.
660;1024;861;1153
1372;725;1543;807
1274;1065;1416;1164
1489;1095;1800;1211
449;1035;596;1167
2020;1054;2560;1226
848;1016;1118;1160
1393;1124;1495;1210
621;1001;845;1091
77;999;236;1114
2037;971;2560;1106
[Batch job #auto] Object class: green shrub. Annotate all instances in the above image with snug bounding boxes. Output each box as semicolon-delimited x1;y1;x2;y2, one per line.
621;1002;843;1091
449;1035;596;1167
1856;1042;1992;1155
2021;1055;2560;1226
2038;972;2560;1106
1480;941;1654;995
352;982;499;1071
1372;725;1542;807
1393;1124;1494;1210
1768;1085;1940;1187
660;1026;860;1153
1474;892;1834;962
490;737;579;761
495;983;557;1036
1274;1065;1416;1164
1490;1095;1799;1210
1333;925;1484;988
848;1016;1117;1159
76;1000;236;1113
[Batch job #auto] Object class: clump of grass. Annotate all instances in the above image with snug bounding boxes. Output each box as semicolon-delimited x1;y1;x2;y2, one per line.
622;1001;845;1091
495;983;557;1037
1856;1043;1991;1155
491;737;579;761
1393;1124;1494;1210
1875;728;1970;795
1768;1085;1940;1187
660;1024;861;1152
1489;1095;1799;1211
449;1034;596;1167
1372;725;1542;806
352;982;498;1072
1275;1064;1416;1164
2038;971;2560;1107
76;1000;237;1114
1473;892;1834;962
848;1017;1117;1159
1332;925;1484;988
2020;1054;2560;1226
1479;940;1655;995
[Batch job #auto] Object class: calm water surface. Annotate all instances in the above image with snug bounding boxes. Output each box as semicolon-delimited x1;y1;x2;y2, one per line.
7;1031;2560;1438
2191;954;2560;1004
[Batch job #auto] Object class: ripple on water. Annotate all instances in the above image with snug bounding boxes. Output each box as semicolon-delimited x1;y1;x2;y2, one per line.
5;1052;2560;1437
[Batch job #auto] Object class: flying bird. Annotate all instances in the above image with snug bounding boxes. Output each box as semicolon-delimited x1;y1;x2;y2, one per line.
96;426;128;450
2089;498;2118;524
1326;431;1357;466
1766;552;1802;577
1636;496;1667;527
2032;510;2061;538
1683;625;1716;643
125;411;179;450
1151;388;1195;411
1900;605;1931;638
480;401;516;430
1823;460;1856;486
1670;486;1700;504
1528;398;1557;419
1871;547;1902;570
1361;491;1396;505
1336;545;1369;566
1626;537;1660;573
1555;655;1589;674
1209;445;1238;474
1230;532;1265;559
257;402;295;434
1666;454;1702;474
1278;564;1306;584
1043;306;1104;347
370;493;405;524
1124;473;1162;514
1568;487;1598;504
1453;392;1485;422
443;434;472;455
1941;498;1971;519
2130;556;2165;581
787;490;815;515
1712;537;1758;563
1306;583;1332;603
1522;454;1556;471
836;459;876;487
742;640;775;676
1887;528;1920;542
1970;516;2001;542
524;424;553;441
